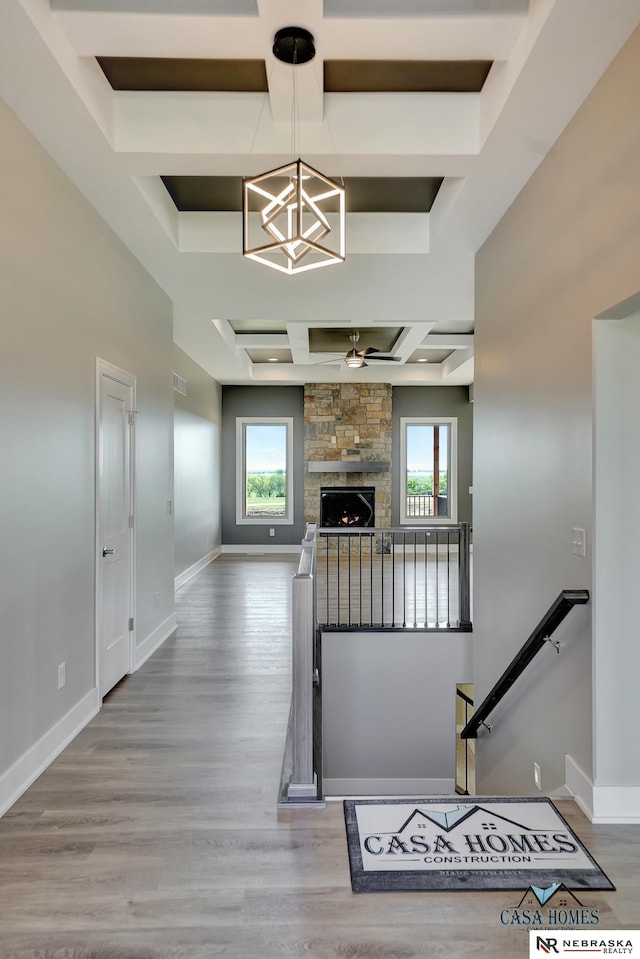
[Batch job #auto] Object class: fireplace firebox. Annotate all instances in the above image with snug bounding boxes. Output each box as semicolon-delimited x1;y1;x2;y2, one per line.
320;486;375;528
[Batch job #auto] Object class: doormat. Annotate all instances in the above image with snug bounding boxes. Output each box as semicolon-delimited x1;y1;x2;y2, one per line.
344;797;615;893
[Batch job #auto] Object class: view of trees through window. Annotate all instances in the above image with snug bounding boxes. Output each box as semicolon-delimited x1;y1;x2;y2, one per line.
405;422;449;517
244;423;288;518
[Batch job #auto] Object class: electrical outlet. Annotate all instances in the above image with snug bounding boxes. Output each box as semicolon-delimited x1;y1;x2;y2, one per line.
533;762;541;791
269;528;275;537
57;662;66;690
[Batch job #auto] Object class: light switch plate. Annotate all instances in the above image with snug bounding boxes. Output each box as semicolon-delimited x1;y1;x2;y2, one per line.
572;527;586;557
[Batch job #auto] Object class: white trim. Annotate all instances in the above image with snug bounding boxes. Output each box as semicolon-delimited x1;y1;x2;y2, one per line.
565;754;640;823
235;416;294;525
323;778;455;797
0;689;100;818
565;753;594;821
220;544;301;555
591;785;640;824
133;613;178;671
175;548;221;591
399;416;458;525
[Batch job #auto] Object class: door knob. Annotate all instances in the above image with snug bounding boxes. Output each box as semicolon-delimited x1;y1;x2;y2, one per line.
102;547;117;556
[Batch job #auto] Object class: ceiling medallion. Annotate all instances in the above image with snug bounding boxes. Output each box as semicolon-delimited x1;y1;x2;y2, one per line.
242;28;346;276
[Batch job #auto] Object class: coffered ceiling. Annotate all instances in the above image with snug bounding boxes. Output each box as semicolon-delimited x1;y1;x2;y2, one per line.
1;1;638;385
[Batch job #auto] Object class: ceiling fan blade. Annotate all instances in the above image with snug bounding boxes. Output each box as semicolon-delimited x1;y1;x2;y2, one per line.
359;346;382;356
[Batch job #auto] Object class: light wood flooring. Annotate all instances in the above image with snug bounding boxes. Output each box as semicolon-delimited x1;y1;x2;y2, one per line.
0;555;638;958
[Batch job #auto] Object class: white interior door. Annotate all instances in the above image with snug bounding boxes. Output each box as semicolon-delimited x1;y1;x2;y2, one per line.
97;361;135;697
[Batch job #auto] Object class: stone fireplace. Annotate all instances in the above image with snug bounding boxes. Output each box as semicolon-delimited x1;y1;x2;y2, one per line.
304;383;392;528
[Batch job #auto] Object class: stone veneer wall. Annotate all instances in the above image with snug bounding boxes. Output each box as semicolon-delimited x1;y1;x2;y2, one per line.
304;383;392;526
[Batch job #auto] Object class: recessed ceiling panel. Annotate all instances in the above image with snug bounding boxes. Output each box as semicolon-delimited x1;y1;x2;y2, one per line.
162;176;242;212
346;177;442;213
54;1;257;11
408;349;454;363
229;320;289;333
97;57;267;92
161;176;442;213
325;60;492;93
246;349;293;364
309;327;402;353
324;0;527;15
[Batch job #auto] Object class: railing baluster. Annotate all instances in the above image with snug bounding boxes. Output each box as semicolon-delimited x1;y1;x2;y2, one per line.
316;524;471;633
447;530;451;628
380;533;384;627
392;531;396;627
458;522;471;629
347;532;352;627
413;533;418;629
435;531;440;627
402;532;407;628
369;530;374;627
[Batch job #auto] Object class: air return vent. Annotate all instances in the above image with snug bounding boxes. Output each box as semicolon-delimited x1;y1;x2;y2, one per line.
173;373;187;396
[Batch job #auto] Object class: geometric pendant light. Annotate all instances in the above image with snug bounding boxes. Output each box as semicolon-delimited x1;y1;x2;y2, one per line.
242;28;346;275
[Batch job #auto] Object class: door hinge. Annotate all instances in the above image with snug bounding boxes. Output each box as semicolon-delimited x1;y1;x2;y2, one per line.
129;514;134;529
128;617;134;632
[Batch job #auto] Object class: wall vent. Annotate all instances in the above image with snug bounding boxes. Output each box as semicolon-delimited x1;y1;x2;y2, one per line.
173;373;187;396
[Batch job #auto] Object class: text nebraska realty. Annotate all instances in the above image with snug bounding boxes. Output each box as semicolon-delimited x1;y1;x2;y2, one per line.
363;830;578;862
537;938;633;954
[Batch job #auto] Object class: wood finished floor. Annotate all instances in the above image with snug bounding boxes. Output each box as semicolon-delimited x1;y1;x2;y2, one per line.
0;555;638;958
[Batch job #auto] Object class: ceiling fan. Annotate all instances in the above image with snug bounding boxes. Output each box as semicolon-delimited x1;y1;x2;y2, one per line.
343;332;400;368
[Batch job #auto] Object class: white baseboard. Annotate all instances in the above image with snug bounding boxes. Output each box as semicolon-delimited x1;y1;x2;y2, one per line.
565;754;640;823
323;778;455;797
175;548;221;591
220;544;301;555
134;612;178;671
565;754;594;820
591;785;640;824
0;688;100;818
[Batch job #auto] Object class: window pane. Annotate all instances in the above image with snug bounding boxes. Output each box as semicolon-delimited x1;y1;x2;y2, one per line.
405;423;450;519
244;424;288;519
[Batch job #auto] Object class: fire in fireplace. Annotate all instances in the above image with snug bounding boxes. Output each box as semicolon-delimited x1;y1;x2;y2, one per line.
320;487;375;528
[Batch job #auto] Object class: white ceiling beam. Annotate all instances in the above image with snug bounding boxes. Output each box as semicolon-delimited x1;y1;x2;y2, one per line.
440;346;474;378
235;333;290;349
420;334;474;350
390;324;436;362
113;92;479;157
53;10;524;60
286;324;312;366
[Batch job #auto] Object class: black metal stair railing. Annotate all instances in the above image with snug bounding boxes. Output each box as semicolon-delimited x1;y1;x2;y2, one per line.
315;523;472;631
460;588;589;739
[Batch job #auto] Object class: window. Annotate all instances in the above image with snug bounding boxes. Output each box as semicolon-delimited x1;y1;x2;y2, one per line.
236;417;293;525
400;417;457;525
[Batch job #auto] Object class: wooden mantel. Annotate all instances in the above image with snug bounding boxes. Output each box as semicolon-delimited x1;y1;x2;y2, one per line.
307;461;389;473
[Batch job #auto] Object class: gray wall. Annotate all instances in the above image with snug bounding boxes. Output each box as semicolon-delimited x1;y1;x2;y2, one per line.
0;98;175;792
221;386;305;546
392;386;473;526
173;345;222;579
473;26;640;804
322;630;472;795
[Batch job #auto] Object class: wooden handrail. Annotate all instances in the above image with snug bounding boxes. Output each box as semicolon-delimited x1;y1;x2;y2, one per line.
460;589;589;739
